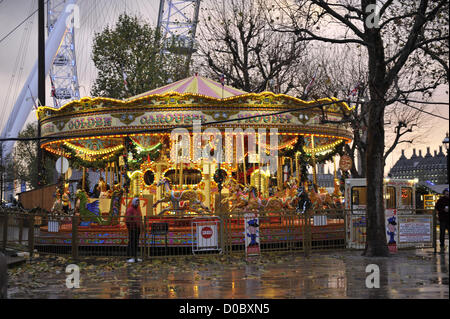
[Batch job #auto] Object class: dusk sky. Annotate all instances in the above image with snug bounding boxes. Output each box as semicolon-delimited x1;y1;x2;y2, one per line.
0;0;448;175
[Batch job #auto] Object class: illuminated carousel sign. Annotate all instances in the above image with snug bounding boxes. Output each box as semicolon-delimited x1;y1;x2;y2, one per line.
40;109;347;138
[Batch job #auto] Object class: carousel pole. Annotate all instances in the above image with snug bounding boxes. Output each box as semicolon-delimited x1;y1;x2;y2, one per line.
115;161;119;185
234;136;239;182
179;159;183;188
118;163;121;186
290;157;294;180
253;161;256;188
110;162;114;187
105;162;109;187
277;156;282;191
205;160;211;209
259;157;262;197
311;136;317;187
82;159;86;191
60;155;64;184
241;134;247;185
333;155;341;197
295;152;300;185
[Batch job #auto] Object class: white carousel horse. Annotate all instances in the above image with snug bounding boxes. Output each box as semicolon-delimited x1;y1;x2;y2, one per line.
153;177;210;215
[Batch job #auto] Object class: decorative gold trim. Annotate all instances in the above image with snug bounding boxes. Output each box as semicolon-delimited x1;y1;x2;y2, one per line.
37;92;353;121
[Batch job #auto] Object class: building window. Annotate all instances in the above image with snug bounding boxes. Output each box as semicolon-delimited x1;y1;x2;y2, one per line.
352;187;367;206
401;187;413;206
385;186;396;209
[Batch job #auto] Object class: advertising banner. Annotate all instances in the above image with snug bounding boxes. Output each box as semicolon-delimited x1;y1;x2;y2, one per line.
398;216;432;243
385;209;398;253
244;213;260;256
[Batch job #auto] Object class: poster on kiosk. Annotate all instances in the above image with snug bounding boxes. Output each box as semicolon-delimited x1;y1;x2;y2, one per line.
385;209;398;253
245;213;260;256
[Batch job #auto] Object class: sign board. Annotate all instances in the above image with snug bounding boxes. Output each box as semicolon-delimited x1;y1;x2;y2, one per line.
313;215;327;226
244;213;260;256
192;218;221;253
56;157;69;174
48;220;59;233
398;216;432;243
196;224;218;249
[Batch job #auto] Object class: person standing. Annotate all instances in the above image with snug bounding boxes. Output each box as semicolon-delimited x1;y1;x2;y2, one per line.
126;197;143;263
435;188;449;253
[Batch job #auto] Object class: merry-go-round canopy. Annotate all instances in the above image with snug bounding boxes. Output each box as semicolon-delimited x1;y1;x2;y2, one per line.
36;74;354;162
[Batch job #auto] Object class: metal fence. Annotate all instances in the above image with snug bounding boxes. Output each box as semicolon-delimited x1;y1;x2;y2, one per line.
0;207;438;261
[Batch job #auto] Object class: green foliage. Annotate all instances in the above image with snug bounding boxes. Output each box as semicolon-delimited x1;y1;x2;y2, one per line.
126;143;162;171
6;122;56;189
279;136;345;183
91;14;187;99
61;144;122;171
61;138;161;172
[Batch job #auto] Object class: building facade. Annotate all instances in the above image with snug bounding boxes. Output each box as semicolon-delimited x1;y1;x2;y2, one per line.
389;146;447;185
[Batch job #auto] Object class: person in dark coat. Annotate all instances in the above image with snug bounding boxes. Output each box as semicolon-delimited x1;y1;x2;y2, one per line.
435;188;449;253
126;197;143;263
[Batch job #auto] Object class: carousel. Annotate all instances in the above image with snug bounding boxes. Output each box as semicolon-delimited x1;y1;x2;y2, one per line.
35;74;353;249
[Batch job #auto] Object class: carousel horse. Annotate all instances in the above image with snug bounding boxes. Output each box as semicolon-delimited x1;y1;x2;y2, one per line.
153;177;210;215
107;184;123;226
307;186;325;210
274;182;298;210
51;190;64;216
61;184;71;214
75;189;106;225
242;186;262;211
296;186;312;214
320;193;337;209
313;188;337;210
242;186;284;212
221;178;249;211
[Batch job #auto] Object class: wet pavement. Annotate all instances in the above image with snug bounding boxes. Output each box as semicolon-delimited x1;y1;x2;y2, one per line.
5;245;448;300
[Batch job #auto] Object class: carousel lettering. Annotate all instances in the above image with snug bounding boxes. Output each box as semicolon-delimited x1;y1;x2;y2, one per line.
238;113;292;124
67;116;112;130
140;113;206;125
42;123;55;134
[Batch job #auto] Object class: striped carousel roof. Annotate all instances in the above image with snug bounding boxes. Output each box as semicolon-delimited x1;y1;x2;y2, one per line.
128;74;248;100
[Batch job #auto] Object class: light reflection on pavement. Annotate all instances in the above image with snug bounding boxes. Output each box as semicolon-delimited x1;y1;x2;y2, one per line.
7;248;449;299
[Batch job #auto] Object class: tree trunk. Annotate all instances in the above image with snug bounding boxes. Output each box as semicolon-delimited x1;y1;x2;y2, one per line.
363;11;390;256
363;100;389;256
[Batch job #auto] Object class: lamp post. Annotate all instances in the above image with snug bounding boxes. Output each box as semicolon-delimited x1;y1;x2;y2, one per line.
443;132;449;185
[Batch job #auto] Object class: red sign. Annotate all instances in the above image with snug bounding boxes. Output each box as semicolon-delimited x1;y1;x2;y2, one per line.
201;226;213;239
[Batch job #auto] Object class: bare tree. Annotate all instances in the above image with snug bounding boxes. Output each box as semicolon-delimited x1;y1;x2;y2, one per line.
194;0;309;94
266;0;449;256
308;45;434;178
